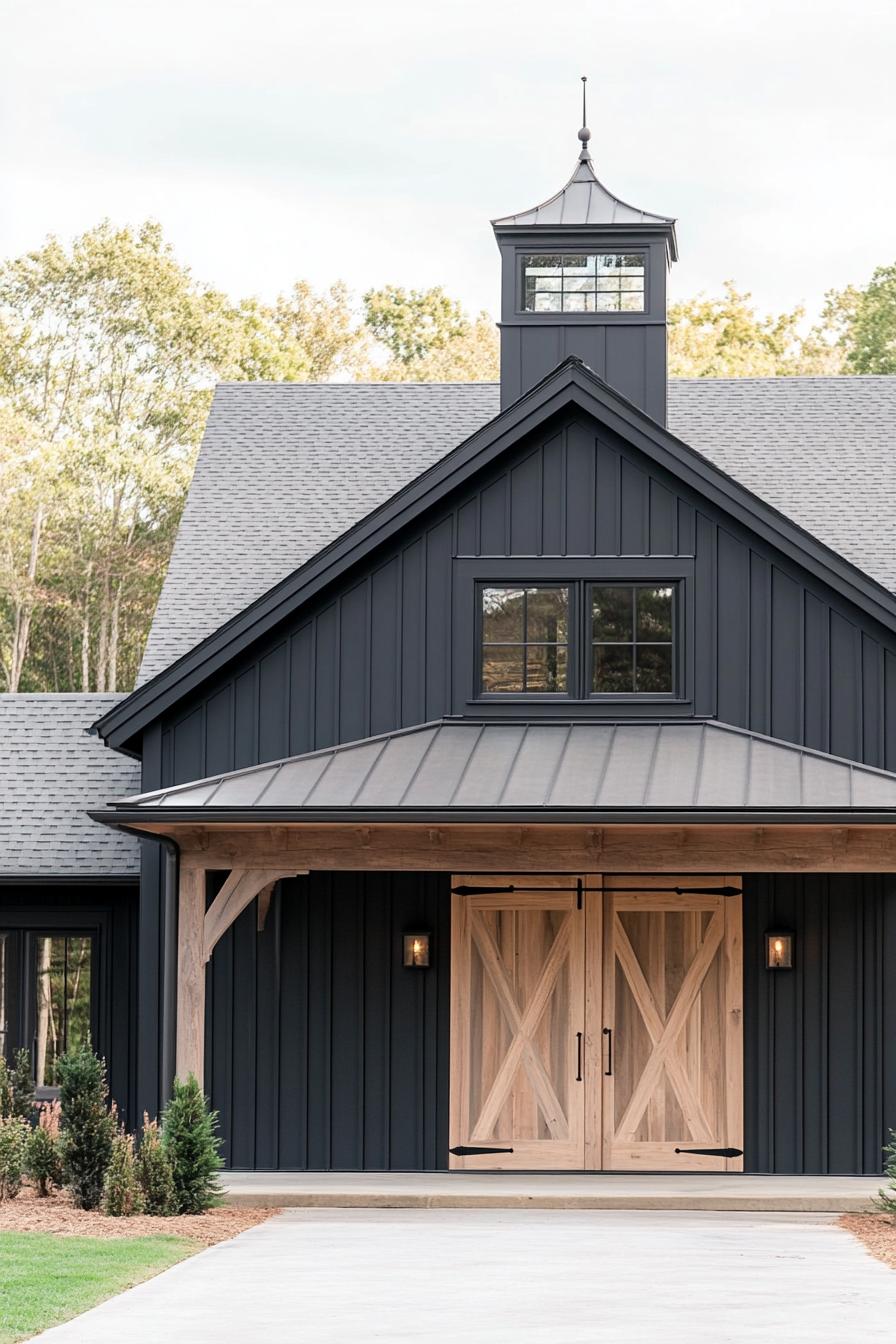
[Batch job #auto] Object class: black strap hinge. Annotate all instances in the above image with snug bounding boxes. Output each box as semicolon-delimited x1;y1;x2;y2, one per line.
674;1147;743;1158
449;1145;514;1156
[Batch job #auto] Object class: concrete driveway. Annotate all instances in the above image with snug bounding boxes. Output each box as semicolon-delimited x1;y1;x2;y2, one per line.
36;1208;896;1342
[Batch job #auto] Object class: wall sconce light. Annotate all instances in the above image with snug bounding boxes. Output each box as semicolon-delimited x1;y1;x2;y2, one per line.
403;933;431;968
765;931;793;970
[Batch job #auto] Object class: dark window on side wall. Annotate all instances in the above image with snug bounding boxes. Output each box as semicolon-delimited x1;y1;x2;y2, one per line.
34;935;93;1089
481;586;569;693
0;934;8;1060
521;253;646;313
591;585;675;693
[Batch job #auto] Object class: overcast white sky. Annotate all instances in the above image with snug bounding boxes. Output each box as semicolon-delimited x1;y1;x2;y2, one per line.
2;0;894;321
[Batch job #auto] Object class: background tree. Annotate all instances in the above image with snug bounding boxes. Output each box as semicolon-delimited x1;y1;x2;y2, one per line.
237;281;366;381
0;226;369;690
834;264;896;373
362;285;499;381
667;281;842;378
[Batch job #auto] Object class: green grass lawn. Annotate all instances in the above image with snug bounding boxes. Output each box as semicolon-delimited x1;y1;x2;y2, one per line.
0;1231;194;1342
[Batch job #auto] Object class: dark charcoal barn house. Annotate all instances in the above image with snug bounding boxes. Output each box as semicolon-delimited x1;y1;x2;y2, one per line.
3;123;896;1177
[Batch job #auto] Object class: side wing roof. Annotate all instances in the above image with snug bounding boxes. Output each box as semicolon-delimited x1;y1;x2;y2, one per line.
0;695;140;879
98;361;896;752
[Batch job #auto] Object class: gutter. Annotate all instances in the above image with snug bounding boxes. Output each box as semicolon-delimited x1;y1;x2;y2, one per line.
90;806;896;830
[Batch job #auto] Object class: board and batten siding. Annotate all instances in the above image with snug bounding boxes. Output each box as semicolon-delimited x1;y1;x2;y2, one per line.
205;871;450;1171
155;411;896;784
200;871;896;1174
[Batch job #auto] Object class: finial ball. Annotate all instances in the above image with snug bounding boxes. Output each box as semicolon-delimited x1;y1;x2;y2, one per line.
577;126;591;143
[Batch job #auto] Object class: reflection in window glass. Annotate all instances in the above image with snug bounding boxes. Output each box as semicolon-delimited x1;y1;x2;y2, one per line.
592;585;674;693
481;586;568;693
35;936;92;1088
521;254;645;313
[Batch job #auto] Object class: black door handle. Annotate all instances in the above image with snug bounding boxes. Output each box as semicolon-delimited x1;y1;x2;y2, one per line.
576;1031;583;1082
603;1026;613;1076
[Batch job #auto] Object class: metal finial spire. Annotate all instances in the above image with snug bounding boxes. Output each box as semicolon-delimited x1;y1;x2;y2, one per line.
578;75;592;161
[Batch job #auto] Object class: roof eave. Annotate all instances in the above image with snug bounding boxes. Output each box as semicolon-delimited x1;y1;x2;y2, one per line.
92;806;896;829
491;219;678;263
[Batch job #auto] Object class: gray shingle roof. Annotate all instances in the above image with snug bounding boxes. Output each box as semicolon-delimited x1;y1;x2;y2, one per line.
112;719;896;817
0;695;140;878
138;376;896;684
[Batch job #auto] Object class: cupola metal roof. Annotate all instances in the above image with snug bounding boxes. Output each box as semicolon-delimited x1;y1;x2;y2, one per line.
491;122;678;260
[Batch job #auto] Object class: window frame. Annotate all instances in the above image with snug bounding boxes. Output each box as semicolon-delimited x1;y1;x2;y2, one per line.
518;251;648;316
454;557;695;718
589;582;678;698
0;921;100;1099
28;930;96;1096
477;582;575;698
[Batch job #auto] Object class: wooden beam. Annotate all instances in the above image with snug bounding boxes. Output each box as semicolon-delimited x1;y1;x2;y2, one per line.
128;821;896;875
256;881;276;933
203;869;301;961
176;865;206;1084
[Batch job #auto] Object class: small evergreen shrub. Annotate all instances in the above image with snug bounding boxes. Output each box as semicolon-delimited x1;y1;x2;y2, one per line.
0;1050;36;1121
9;1049;35;1121
26;1102;64;1196
136;1114;177;1216
161;1076;223;1214
103;1130;144;1217
0;1116;28;1201
58;1044;116;1210
876;1130;896;1216
0;1059;11;1119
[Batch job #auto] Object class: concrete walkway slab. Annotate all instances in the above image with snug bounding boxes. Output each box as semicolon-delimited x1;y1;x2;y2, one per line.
222;1169;882;1212
35;1209;896;1343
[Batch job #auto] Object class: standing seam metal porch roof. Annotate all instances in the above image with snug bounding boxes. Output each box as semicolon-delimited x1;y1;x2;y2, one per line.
107;719;896;818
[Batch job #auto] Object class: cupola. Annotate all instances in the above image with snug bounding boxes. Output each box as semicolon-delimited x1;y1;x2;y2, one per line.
492;91;677;422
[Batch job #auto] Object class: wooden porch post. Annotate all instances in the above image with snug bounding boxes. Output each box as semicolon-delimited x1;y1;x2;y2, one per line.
176;864;206;1083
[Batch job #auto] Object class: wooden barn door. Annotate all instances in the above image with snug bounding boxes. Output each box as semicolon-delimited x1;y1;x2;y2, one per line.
601;877;743;1172
449;876;586;1170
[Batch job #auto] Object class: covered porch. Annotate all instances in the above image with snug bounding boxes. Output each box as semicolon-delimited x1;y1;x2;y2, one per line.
93;718;896;1176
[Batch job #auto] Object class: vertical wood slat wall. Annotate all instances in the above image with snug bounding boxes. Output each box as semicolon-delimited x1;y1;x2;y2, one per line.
200;871;896;1174
205;872;450;1171
743;873;896;1174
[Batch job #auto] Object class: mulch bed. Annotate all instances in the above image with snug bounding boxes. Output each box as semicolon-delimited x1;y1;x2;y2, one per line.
0;1184;277;1245
840;1213;896;1270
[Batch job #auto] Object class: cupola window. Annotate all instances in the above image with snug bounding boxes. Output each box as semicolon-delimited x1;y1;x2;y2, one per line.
521;253;645;314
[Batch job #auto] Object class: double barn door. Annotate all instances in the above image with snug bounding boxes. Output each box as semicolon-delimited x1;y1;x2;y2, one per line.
449;875;743;1172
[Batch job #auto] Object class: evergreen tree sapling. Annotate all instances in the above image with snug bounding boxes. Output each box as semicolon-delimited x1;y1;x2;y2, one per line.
161;1076;223;1214
135;1114;177;1216
876;1130;896;1216
58;1045;115;1210
26;1102;64;1196
9;1049;35;1120
0;1116;28;1200
103;1130;143;1217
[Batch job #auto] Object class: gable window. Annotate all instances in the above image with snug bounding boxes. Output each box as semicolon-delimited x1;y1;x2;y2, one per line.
591;585;675;693
480;586;569;693
521;254;646;313
34;934;93;1090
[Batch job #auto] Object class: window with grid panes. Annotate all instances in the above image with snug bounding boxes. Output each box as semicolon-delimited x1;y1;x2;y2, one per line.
591;585;675;693
480;586;569;693
521;253;645;313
